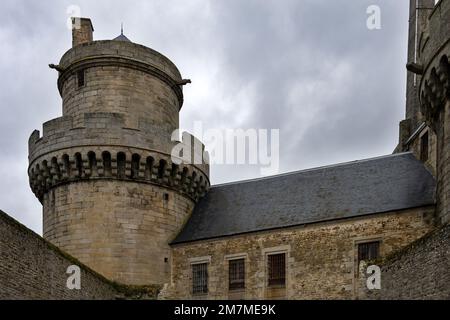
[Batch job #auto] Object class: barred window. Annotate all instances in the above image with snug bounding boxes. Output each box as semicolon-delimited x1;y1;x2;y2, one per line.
420;132;429;162
268;253;286;287
358;241;380;265
192;263;208;295
229;259;245;291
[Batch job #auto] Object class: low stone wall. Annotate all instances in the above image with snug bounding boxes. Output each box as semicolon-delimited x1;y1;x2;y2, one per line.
0;210;158;299
379;224;450;299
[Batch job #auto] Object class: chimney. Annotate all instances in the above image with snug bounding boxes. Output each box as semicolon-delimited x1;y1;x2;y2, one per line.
71;17;94;47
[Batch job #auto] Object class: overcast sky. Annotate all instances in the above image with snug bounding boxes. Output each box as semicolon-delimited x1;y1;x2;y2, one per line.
0;0;410;234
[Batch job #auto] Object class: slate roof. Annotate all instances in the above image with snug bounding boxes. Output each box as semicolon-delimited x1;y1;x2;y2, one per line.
113;33;131;42
172;152;436;244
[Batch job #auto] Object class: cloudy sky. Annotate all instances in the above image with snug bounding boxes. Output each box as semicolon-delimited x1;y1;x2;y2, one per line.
0;0;410;234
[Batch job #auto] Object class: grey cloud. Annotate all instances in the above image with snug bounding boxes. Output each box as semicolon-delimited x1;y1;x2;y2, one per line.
0;0;409;234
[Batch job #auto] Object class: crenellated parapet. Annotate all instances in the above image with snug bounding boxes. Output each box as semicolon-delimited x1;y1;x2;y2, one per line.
28;147;209;203
29;112;209;172
29;112;177;158
420;54;449;129
28;112;210;203
418;0;450;130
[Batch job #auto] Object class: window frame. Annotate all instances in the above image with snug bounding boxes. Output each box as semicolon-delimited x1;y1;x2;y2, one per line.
357;240;380;266
191;262;208;296
267;252;287;288
189;256;211;296
228;258;246;291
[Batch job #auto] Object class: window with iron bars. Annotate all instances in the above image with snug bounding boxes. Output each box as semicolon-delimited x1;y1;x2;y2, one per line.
357;241;380;266
228;258;245;291
192;263;208;295
267;253;286;287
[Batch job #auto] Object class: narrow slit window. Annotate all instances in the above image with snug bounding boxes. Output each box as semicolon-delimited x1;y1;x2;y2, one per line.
268;253;286;287
192;263;208;295
420;132;429;162
77;69;85;88
229;259;245;291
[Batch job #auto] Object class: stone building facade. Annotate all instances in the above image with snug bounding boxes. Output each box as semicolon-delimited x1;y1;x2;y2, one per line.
0;0;449;300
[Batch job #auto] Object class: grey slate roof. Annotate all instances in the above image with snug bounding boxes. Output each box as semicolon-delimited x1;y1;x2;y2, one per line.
113;33;131;42
172;152;436;244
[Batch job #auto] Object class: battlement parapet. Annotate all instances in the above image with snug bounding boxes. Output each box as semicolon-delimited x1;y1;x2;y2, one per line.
418;0;450;128
28;112;202;161
28;147;210;203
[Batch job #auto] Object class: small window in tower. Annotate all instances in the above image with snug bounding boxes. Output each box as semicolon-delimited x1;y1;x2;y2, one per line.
229;258;245;291
267;253;286;287
192;263;208;295
357;241;380;266
420;132;429;162
77;69;85;88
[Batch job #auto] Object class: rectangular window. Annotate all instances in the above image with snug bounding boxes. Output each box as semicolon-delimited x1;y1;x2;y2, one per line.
358;241;380;265
192;263;208;295
77;69;85;88
420;132;429;162
268;253;286;287
229;258;245;291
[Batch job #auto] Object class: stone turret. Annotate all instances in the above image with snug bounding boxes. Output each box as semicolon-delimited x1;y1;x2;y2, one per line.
415;0;450;224
28;17;210;285
397;0;436;151
405;0;436;131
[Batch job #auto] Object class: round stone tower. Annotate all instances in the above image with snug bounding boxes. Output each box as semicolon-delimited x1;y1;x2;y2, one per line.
417;1;450;225
28;17;210;285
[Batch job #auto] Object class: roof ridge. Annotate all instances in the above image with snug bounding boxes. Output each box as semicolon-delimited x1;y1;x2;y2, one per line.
211;152;415;188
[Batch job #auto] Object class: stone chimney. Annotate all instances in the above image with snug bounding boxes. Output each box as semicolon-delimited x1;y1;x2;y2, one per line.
71;17;94;47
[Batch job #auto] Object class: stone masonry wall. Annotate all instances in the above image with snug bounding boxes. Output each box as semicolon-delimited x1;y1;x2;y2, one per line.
165;207;435;299
380;223;450;299
43;180;195;286
0;210;120;299
61;65;180;141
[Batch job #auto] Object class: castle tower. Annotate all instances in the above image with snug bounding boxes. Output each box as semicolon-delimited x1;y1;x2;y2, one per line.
405;0;436;131
28;18;210;285
414;0;450;224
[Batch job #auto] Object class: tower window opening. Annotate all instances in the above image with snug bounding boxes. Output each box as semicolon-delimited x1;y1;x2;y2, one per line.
77;69;85;88
163;193;169;201
420;132;429;162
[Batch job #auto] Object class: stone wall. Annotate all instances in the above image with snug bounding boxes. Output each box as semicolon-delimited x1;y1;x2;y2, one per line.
42;180;195;286
379;224;450;299
165;207;435;299
409;126;437;176
0;210;118;299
